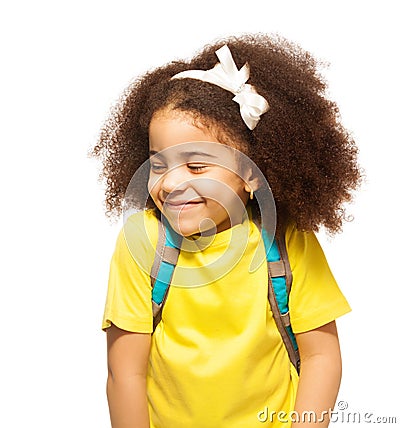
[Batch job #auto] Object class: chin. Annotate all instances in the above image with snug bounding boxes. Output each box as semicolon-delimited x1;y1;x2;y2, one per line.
170;223;200;237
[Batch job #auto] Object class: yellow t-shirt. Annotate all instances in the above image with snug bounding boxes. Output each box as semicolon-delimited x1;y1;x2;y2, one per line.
102;210;351;428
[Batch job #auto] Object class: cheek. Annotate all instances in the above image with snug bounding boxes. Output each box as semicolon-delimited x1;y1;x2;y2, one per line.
192;179;226;201
195;177;246;208
148;171;162;193
148;176;160;202
208;172;246;199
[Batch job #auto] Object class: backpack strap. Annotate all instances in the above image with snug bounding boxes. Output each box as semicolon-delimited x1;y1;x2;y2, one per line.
151;219;182;331
262;228;300;374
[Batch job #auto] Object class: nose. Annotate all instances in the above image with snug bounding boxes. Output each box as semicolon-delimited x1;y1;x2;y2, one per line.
160;165;188;194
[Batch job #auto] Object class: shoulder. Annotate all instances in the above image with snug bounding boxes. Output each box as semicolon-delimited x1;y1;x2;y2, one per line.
284;223;327;270
115;209;159;273
123;209;159;244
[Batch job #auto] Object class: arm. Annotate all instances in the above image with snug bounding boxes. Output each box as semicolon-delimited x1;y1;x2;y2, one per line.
106;324;151;428
292;321;342;427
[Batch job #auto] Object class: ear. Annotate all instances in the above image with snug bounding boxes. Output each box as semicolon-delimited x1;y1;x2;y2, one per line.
243;167;262;194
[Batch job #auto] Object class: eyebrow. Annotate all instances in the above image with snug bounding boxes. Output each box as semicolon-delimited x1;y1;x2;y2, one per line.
149;150;219;159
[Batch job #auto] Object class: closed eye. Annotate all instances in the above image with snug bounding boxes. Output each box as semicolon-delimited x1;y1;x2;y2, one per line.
150;163;167;173
187;163;208;172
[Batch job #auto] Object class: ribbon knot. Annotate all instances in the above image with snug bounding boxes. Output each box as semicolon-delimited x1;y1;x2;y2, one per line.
171;45;269;130
234;82;246;95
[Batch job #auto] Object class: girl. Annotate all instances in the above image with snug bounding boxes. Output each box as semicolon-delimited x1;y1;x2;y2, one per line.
91;34;361;427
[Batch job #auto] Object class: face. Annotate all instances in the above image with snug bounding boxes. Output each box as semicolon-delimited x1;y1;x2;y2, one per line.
148;111;252;237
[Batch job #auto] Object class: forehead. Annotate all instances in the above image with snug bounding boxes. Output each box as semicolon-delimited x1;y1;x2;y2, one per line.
149;108;249;154
149;111;219;151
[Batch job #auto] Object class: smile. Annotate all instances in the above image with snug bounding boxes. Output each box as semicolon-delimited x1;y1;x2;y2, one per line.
162;200;204;211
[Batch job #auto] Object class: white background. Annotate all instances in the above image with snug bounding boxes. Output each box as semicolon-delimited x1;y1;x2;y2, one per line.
1;0;399;426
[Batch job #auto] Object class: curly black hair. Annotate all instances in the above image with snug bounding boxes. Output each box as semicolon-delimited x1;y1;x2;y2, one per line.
90;33;361;234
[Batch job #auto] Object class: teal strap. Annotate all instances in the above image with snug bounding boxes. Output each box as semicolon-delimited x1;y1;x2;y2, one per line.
152;263;176;305
286;326;298;352
152;219;182;305
262;228;298;352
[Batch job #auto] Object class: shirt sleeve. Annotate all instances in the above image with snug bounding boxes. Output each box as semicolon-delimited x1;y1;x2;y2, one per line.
102;212;156;333
286;225;351;334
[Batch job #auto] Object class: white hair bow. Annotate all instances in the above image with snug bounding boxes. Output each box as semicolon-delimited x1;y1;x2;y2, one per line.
171;45;269;130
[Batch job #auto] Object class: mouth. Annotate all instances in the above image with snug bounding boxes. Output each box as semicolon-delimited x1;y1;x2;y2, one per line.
162;200;204;211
